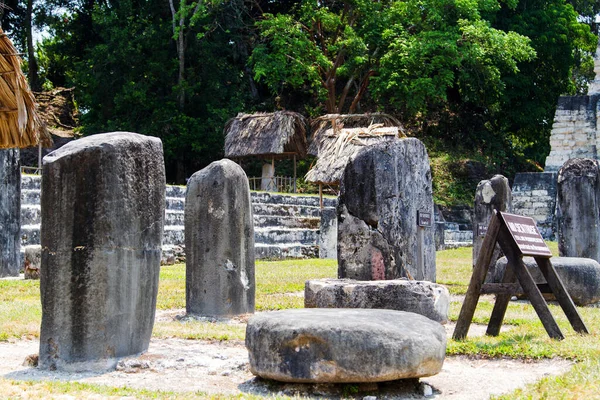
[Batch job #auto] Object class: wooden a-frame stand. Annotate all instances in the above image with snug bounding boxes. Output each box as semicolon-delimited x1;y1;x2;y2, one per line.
453;211;589;340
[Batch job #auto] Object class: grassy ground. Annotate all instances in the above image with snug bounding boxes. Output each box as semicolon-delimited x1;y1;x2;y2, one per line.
2;246;600;399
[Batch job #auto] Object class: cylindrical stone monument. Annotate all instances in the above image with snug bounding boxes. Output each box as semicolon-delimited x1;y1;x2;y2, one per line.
472;174;512;282
39;132;165;371
557;158;600;261
0;148;20;277
338;138;436;282
185;159;255;317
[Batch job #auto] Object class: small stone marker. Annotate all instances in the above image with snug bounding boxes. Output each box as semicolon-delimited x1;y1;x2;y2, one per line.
185;159;255;317
246;308;446;383
473;175;512;282
39;132;165;371
23;245;41;280
305;278;449;323
338;138;435;281
556;158;600;261
0;149;20;277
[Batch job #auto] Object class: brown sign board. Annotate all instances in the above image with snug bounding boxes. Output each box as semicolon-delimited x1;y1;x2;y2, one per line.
417;210;432;227
499;212;552;258
477;223;488;237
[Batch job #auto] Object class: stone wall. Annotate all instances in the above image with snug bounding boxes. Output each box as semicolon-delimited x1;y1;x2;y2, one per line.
511;172;557;240
544;94;600;172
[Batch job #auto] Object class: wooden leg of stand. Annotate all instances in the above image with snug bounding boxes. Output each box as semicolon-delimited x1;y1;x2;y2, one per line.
536;258;588;334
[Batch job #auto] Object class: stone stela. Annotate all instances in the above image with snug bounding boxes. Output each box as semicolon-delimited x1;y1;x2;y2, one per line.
453;210;588;341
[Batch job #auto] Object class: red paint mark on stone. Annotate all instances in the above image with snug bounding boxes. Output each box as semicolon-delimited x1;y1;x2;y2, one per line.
371;249;385;280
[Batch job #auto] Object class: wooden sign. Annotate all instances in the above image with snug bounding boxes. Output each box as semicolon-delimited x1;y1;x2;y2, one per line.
500;213;552;258
477;223;488;237
453;210;588;341
417;210;432;227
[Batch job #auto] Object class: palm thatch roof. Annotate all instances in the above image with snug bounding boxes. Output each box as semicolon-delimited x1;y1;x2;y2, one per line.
0;29;51;149
308;113;402;156
224;111;308;159
305;114;405;186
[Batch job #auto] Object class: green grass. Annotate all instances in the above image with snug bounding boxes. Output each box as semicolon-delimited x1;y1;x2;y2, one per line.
3;245;600;398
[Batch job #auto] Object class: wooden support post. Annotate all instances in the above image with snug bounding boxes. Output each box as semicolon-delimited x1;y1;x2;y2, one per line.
319;183;323;210
38;143;42;174
486;242;517;336
453;212;502;340
535;258;588;334
293;154;297;193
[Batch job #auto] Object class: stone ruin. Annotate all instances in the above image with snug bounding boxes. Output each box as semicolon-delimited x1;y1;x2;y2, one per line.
0;148;20;277
245;137;447;385
511;39;600;238
38;132;165;371
185;159;255;317
472;174;512;282
337;138;436;282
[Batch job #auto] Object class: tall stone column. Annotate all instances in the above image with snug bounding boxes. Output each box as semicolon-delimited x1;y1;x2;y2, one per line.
185;159;255;317
338;138;436;282
472;175;512;282
557;158;600;261
0;149;20;277
39;132;165;371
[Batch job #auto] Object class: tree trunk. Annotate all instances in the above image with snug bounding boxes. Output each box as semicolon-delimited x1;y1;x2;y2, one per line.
26;0;40;91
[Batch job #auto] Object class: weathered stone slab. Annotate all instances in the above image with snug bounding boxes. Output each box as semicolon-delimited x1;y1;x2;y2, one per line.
0;149;20;277
304;279;449;323
246;308;446;383
185;159;255;317
473;175;511;282
39;132;165;371
338;138;435;281
318;207;337;259
556;158;600;261
495;256;600;306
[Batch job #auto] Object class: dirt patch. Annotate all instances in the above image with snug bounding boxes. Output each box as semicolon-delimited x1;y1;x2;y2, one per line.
0;323;573;399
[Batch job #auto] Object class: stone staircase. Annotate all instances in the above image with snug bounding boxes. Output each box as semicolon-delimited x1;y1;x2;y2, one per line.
19;175;337;263
443;222;474;248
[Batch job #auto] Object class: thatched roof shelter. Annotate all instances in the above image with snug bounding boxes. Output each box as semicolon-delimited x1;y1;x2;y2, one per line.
306;114;405;186
0;29;51;149
224;111;308;160
308;113;402;156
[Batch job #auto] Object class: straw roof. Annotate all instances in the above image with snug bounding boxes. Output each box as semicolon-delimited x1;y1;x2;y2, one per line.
305;114;405;186
0;29;51;149
308;113;402;156
224;111;308;159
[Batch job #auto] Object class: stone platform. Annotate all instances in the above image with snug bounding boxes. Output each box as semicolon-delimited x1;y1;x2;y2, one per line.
245;308;446;383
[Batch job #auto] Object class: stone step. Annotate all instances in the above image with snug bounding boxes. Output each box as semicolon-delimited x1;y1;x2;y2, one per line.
444;222;460;231
255;228;319;245
166;185;186;198
253;215;321;229
444;230;473;243
251;191;337;208
21;189;40;205
21;175;41;190
21;224;40;246
255;244;319;259
165;210;184;226
163;226;184;246
166;197;185;211
21;205;41;226
253;203;322;218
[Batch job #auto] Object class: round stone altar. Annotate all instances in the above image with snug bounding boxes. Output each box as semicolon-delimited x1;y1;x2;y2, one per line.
245;308;446;383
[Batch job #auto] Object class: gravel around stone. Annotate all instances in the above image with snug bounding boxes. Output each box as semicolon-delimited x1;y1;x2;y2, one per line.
0;320;573;399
